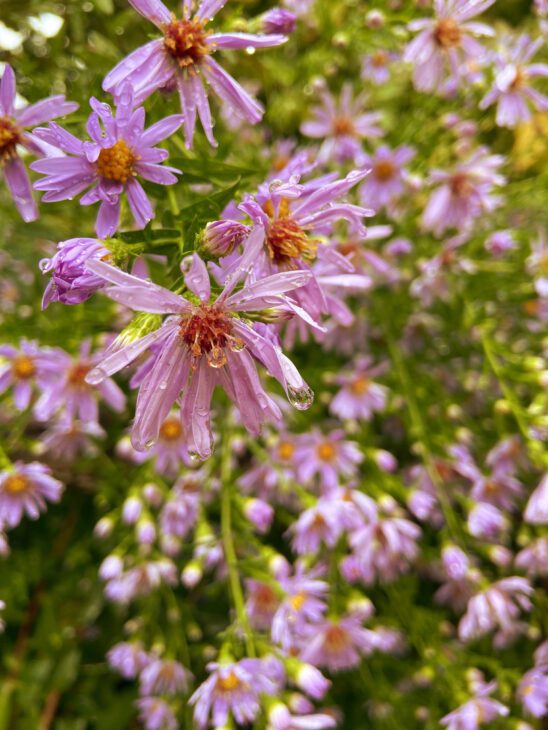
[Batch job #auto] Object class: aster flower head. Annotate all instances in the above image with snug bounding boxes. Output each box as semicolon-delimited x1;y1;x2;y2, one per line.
103;0;287;149
40;419;105;463
519;665;548;718
31;84;183;238
126;412;193;476
300;83;383;164
84;231;314;458
524;474;548;525
329;355;389;422
293;429;363;492
107;641;150;679
0;340;62;411
359;144;415;211
441;681;508;730
404;0;496;94
422;147;505;237
480;34;548;128
103;558;178;603
272;566;328;651
40;238;110;309
0;461;63;529
136;697;178;730
0;64;78;222
189;658;279;729
361;49;398;85
139;657;192;696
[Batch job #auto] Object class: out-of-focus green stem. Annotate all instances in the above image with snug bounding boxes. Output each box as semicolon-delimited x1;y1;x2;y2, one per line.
0;442;11;471
220;435;256;658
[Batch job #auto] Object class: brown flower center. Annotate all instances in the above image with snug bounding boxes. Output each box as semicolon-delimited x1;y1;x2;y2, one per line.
179;304;241;368
263;198;319;269
217;671;241;692
163;17;210;68
0;117;21;163
96;140;135;183
254;583;279;612
374;159;396;182
434;18;461;48
4;474;29;494
68;362;91;388
12;355;35;379
371;50;388;67
159;416;183;441
317;442;336;462
449;172;473;198
324;624;351;652
333;116;355;136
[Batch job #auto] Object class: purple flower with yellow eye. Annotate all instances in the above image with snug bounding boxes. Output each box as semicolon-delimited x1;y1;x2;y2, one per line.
83;230;315;459
103;0;287;148
31;84;183;239
0;461;63;529
0;64;78;222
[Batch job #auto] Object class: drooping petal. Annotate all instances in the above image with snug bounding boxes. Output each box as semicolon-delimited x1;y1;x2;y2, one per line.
4;157;38;223
225;270;312;310
126;178;154;229
95;199;121;239
179;359;216;459
0;64;16;116
201;57;264;123
178;76;198;149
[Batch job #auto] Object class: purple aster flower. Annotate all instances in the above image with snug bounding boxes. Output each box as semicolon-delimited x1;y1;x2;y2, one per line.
244;497;274;533
107;641;150;679
359;144;415;211
480;34;548;127
272;566;328;652
0;339;62;410
40;419;105;462
441;681;508;729
467;502;507;540
524;474;548;524
290;491;359;555
361;49;398;85
485;230;516;256
404;0;495;94
245;579;281;631
516;537;548;577
0;64;78;222
519;666;548;718
526;232;548;299
422;148;505;237
84;233;314;458
300;84;383;164
160;475;201;538
103;558;177;604
31;84;183;238
39;238;110;309
458;577;533;645
0;461;63;528
136;697;178;730
189;658;279;729
261;8;297;35
293;429;362;492
33;339;126;425
139;658;191;696
127;412;193;477
102;0;286;148
435;545;480;612
329;355;388;421
267;703;336;730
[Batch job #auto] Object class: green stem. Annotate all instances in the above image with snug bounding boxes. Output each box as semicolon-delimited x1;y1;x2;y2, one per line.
0;442;11;470
220;435;255;658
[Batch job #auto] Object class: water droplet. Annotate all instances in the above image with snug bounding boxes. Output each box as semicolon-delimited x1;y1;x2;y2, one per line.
145;439;156;449
287;384;314;411
228;338;245;353
158;380;168;390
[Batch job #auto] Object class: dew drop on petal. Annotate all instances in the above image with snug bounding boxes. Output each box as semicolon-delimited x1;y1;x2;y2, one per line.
287;384;314;411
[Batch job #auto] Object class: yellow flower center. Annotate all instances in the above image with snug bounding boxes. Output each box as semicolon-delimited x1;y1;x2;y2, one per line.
4;474;29;494
374;159;396;182
289;592;306;611
277;441;295;461
96;140;136;183
163;17;211;68
333;116;355;136
317;442;336;462
434;18;461;48
217;671;241;692
0;116;21;163
159;417;183;441
263;198;319;269
12;355;35;379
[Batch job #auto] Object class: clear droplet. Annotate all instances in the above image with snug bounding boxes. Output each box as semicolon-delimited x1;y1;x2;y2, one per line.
287;384;314;411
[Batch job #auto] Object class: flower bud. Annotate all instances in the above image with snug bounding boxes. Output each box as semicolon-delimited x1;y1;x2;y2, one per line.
201;220;250;257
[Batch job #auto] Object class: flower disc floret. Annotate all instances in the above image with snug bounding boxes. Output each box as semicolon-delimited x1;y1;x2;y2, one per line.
163;17;210;68
96;140;136;183
0;117;21;162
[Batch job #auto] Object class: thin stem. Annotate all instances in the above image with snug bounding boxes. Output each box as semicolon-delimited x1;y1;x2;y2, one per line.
220;435;255;658
0;442;11;471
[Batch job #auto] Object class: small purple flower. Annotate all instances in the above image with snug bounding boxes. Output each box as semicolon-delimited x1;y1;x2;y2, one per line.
160;475;201;538
329;356;388;421
290;492;358;555
422;148;505;237
485;230;516;256
33;339;126;426
0;340;61;410
293;429;362;491
107;641;150;679
272;567;328;652
518;666;548;718
136;697;178;730
516;537;548;577
189;658;279;729
139;658;191;696
84;235;314;458
480;34;548;127
103;558;177;604
467;502;507;540
0;64;78;222
31;84;183;238
39;238;110;308
40;419;105;462
300;84;383;164
245;580;281;631
261;8;297;35
244;498;274;533
267;703;336;730
361;49;398;85
103;0;286;148
524;474;548;524
128;413;193;477
0;461;63;528
441;681;508;729
404;0;495;94
359;145;415;211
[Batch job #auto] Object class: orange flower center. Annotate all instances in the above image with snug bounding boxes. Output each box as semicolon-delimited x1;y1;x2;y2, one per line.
374;159;396;182
324;624;351;651
263;198;319;269
163;17;210;68
96;140;135;183
317;442;336;462
449;172;473;198
159;417;183;441
4;474;29;494
12;355;35;379
255;583;279;612
0;117;21;163
179;304;241;368
277;441;295;461
371;50;388;67
68;362;91;388
434;18;461;48
289;592;306;611
217;671;241;692
350;376;370;395
333;116;355;136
